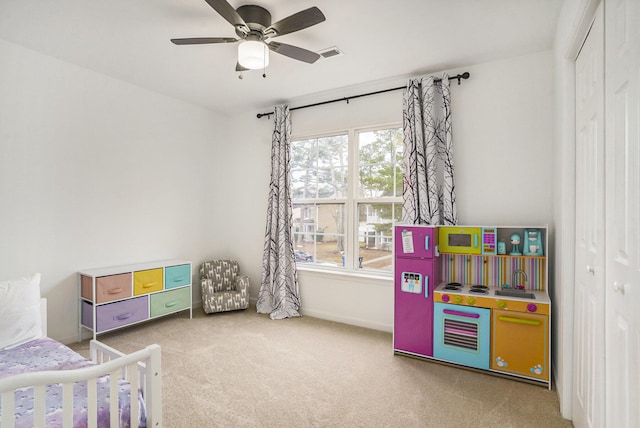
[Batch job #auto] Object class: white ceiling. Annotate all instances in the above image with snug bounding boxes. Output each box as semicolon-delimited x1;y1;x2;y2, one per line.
0;0;564;115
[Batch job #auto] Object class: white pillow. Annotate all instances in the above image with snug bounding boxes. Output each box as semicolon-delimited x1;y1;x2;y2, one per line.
0;273;43;349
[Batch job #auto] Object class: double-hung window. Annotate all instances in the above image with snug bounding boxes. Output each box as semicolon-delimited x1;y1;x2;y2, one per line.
291;125;403;274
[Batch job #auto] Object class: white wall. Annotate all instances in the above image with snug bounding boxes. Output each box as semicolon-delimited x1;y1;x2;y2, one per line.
0;39;228;344
224;50;555;333
0;37;557;352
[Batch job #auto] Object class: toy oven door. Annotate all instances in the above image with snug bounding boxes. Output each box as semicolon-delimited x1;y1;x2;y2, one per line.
433;303;490;370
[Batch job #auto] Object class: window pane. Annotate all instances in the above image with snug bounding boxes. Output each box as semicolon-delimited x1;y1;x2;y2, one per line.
291;139;317;199
291;126;402;275
293;203;345;267
358;128;403;198
291;135;348;199
357;203;402;272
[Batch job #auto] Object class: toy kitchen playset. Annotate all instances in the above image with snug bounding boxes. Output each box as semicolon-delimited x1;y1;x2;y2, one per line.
393;225;550;388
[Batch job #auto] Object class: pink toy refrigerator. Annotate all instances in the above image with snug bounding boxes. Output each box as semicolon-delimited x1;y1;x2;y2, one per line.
393;225;440;357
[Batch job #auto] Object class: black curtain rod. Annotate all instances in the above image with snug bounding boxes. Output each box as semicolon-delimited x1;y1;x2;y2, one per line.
256;72;470;119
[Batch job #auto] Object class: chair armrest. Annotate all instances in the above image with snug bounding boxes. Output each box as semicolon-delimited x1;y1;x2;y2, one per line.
234;275;250;293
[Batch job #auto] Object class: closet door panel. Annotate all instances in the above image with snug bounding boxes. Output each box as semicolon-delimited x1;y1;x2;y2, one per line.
573;4;605;427
605;0;640;426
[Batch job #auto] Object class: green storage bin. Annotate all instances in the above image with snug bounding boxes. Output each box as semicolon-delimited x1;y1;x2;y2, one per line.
150;287;191;317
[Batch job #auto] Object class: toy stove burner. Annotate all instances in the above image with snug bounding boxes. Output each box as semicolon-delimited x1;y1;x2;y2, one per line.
444;282;463;291
469;285;489;295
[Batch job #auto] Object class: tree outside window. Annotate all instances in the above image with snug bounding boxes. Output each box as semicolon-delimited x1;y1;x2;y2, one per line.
291;127;402;273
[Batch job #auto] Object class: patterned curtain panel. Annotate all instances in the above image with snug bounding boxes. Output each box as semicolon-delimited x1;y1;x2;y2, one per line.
257;105;301;320
402;74;458;225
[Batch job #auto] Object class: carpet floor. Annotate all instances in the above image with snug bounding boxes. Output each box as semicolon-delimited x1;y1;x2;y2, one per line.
71;306;572;428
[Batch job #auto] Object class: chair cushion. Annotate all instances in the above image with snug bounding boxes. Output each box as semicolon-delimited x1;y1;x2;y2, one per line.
201;290;248;314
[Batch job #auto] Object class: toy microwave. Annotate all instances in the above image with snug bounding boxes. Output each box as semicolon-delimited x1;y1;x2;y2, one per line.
438;227;497;255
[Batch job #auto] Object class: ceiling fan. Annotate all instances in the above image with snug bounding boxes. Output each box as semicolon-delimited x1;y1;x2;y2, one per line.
170;0;326;72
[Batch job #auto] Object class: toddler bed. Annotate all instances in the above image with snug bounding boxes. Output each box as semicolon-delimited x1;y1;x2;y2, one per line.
0;273;162;428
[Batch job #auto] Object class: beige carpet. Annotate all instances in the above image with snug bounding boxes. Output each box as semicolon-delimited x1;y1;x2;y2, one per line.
71;306;572;428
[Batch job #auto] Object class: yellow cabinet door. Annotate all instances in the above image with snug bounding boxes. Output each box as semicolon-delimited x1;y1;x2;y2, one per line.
491;310;548;381
133;268;163;295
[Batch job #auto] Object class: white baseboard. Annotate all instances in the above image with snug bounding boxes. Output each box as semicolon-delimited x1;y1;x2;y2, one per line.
66;299;390;344
61;333;84;345
299;308;392;333
249;297;392;332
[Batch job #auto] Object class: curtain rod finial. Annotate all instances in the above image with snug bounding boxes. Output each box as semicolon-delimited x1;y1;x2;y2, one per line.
456;72;470;85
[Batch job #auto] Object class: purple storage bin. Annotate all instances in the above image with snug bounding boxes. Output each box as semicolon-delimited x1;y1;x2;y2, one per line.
83;296;149;332
81;301;94;328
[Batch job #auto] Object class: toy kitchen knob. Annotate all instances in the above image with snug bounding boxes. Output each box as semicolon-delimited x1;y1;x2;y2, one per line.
442;294;450;303
467;297;476;305
527;303;538;313
453;295;463;304
497;300;507;309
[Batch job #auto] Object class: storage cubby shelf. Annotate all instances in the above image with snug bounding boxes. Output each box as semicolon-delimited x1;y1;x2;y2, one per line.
78;259;192;340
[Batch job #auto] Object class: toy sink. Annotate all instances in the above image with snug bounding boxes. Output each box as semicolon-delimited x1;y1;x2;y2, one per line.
495;289;536;299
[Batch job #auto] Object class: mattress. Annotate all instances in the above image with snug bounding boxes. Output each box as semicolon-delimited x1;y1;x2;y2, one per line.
0;337;145;428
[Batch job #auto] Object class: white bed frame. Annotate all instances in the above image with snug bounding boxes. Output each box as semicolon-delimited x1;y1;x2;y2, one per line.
0;299;162;428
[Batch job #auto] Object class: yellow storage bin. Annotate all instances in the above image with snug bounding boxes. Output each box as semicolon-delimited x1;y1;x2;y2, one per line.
134;268;163;295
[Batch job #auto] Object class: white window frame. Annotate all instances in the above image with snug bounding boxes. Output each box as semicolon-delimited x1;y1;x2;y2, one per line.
291;123;402;277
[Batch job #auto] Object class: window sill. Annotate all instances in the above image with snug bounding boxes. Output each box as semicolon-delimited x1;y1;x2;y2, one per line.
296;264;393;285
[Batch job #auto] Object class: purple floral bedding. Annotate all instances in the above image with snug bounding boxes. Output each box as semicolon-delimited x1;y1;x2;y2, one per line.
0;337;145;428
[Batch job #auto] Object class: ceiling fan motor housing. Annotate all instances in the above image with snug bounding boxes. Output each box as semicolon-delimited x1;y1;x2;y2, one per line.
236;5;271;31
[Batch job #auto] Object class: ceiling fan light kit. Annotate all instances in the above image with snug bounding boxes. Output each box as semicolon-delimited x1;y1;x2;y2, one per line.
238;40;269;69
171;0;326;73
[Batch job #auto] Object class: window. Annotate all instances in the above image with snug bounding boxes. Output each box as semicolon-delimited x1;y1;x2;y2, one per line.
291;126;403;274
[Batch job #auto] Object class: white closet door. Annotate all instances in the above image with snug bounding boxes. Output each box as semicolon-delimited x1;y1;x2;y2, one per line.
573;3;605;427
605;0;640;427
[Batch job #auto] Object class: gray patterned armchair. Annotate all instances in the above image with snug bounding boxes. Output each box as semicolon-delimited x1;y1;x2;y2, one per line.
200;260;249;314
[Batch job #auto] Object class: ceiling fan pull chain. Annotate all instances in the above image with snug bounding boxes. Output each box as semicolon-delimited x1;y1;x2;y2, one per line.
263;43;267;78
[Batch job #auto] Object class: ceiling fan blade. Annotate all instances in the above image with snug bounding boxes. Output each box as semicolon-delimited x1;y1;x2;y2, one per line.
171;37;238;45
203;0;247;28
265;7;325;37
268;41;321;64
